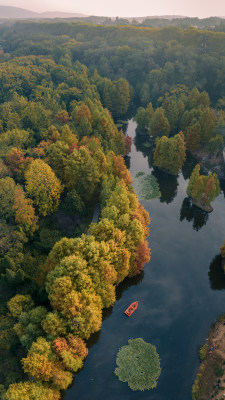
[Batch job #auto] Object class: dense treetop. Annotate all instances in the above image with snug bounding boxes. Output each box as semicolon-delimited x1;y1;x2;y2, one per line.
1;21;225;105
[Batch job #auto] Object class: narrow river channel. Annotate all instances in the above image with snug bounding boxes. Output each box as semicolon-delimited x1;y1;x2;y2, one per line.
66;119;225;400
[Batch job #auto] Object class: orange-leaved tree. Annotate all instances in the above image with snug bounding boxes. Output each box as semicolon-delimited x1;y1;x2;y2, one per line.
13;187;38;235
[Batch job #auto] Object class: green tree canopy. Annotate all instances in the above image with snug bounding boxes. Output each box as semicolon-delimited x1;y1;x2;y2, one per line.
153;131;186;175
0;177;16;220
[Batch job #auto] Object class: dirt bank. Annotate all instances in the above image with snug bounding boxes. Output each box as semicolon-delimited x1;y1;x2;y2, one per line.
194;317;225;399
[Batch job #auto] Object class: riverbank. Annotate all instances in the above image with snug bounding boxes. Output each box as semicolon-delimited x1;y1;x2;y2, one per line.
192;315;225;400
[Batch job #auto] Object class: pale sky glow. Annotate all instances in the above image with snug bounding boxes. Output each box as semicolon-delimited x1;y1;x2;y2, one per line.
1;0;225;18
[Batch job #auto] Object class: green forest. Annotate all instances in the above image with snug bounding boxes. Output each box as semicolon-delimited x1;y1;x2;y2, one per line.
1;19;225;400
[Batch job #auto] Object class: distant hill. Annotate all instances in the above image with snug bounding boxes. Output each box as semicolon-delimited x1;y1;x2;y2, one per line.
0;6;37;18
0;6;88;19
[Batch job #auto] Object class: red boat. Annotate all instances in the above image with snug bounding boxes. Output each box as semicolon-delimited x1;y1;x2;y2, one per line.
124;301;138;317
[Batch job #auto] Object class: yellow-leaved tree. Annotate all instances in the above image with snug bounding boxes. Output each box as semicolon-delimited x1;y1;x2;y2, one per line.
25;159;63;216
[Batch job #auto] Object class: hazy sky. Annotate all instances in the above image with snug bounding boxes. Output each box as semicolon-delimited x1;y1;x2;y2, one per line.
1;0;225;18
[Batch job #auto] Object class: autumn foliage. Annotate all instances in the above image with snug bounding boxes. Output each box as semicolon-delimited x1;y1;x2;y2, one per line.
25;159;63;216
5;382;61;400
111;152;133;185
5;148;25;175
13;187;38;235
187;164;220;207
55;110;70;124
53;336;88;362
0;44;149;400
75;104;92;124
125;134;132;154
134;240;151;275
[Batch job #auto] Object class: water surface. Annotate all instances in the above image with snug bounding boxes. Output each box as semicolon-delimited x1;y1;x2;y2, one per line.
66;119;225;400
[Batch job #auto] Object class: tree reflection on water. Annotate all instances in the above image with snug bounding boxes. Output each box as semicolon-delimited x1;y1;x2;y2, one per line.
182;152;198;180
180;197;209;231
208;255;225;290
152;168;178;204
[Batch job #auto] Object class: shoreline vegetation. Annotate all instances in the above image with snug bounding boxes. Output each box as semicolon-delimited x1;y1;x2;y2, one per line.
192;315;225;400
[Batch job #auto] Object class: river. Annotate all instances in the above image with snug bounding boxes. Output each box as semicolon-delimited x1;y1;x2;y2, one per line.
66;119;225;400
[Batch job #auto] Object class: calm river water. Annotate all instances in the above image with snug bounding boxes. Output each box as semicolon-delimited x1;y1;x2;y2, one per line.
66;119;225;400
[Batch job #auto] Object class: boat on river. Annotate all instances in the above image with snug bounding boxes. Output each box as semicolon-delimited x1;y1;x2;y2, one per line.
124;301;138;316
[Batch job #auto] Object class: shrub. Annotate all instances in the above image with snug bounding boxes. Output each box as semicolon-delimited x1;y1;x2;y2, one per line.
199;344;209;361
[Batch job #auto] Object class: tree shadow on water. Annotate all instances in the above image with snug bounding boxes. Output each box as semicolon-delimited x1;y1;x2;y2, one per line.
208;255;225;290
123;154;131;170
134;132;153;159
152;167;178;204
116;272;144;302
182;152;198;180
180;197;208;231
